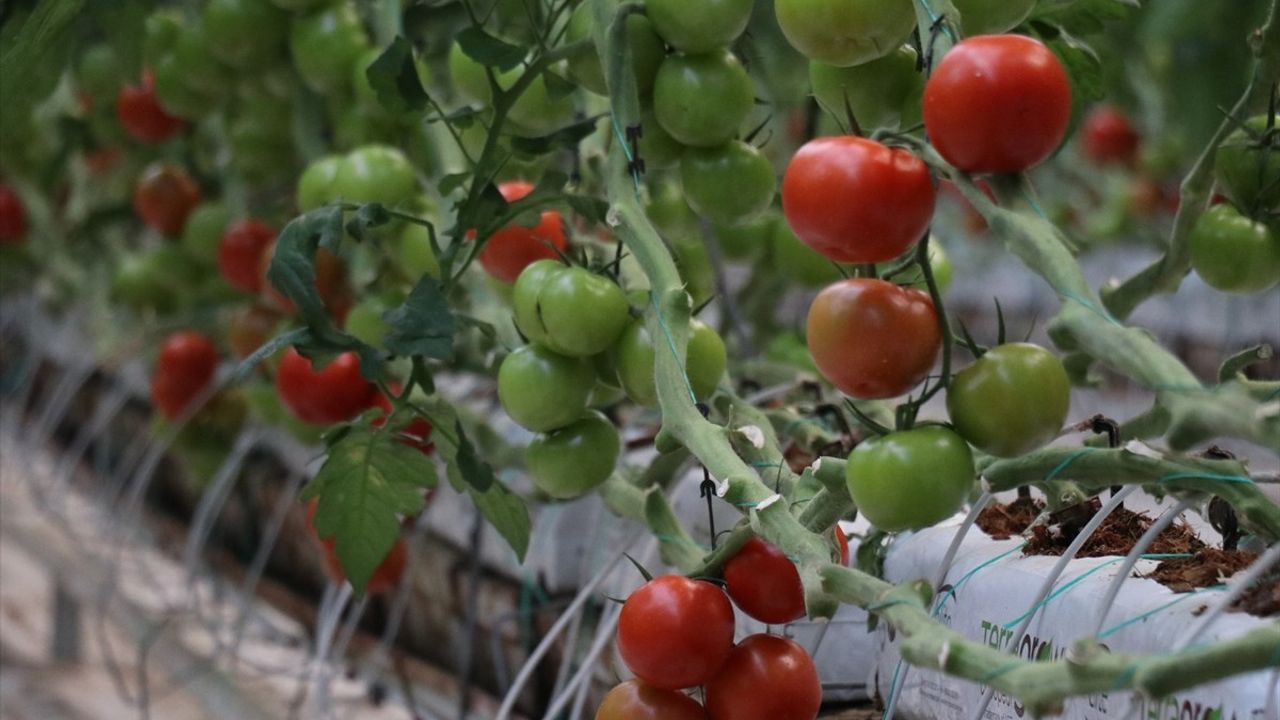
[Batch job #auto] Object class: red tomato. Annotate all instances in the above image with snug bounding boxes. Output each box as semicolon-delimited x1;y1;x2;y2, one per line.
370;390;435;455
595;680;708;720
782;136;935;263
723;537;805;624
306;499;407;593
151;331;219;420
0;184;27;245
134;163;201;236
116;70;186;144
261;244;353;322
834;526;849;565
617;575;736;690
225;304;279;359
705;634;821;720
923;35;1071;174
477;180;568;283
806;278;941;399
218;219;276;293
1081;105;1140;167
274;347;375;425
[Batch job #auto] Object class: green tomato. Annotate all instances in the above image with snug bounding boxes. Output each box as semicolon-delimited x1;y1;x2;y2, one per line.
764;331;818;372
447;43;576;137
180;202;231;265
680;140;777;225
1214;116;1280;217
526;411;621;499
290;3;369;94
153;25;232;117
845;426;974;532
653;50;754;148
513;261;631;357
712;212;775;261
879;240;952;294
497;344;595;432
112;246;203;314
809;46;922;132
565;5;666;96
775;0;915;67
392;221;441;279
203;0;289;68
771;219;841;287
614;317;726;407
228;111;296;182
952;0;1036;35
297;154;344;210
1189;204;1280;293
946;343;1070;458
638;106;685;171
646;178;700;239
77;44;124;104
144;10;184;65
334;145;418;207
646;0;753;53
344;297;391;347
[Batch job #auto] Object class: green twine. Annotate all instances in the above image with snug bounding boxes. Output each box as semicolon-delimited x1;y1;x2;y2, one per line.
1044;447;1097;482
609;114;643;198
933;542;1029;613
915;0;958;42
649;293;699;405
1157;472;1253;485
655;533;710;551
1057;288;1124;327
1111;663;1140;690
1098;584;1227;640
977;660;1022;684
1002;554;1193;630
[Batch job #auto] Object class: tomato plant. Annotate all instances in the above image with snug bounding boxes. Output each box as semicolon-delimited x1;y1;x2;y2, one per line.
1082;105;1142;167
307;499;407;593
117;70;186;143
369;391;435;455
782;136;935;263
614;317;727;408
923;35;1072;174
565;6;665;96
0;185;27;245
723;537;805;624
478;181;569;283
497;344;595;431
595;680;707;720
952;0;1036;35
526;410;621;499
704;634;822;720
806;279;941;399
1214;115;1280;217
617;575;735;690
275;348;375;425
218;219;277;294
845;426;975;531
947;343;1070;458
1189;204;1280;293
513;260;631;357
203;0;289;68
774;0;915;67
645;0;752;53
680;140;778;226
808;46;922;132
134;163;202;236
289;2;369;94
152;331;220;420
653;50;755;148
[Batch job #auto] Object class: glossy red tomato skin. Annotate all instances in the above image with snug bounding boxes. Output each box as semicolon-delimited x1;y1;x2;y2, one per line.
1081;105;1140;166
134;163;202;236
723;537;805;624
116;70;186;143
0;184;26;244
370;390;435;455
806;278;941;399
306;499;407;593
617;576;736;690
834;526;849;565
478;181;568;283
705;634;822;720
152;331;219;420
261;244;352;321
274;347;375;425
218;219;276;294
923;35;1071;174
782;136;936;263
595;680;708;720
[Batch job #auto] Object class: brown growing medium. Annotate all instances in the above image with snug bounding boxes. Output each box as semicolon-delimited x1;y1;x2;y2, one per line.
1022;506;1205;558
1147;549;1278;617
976;497;1045;540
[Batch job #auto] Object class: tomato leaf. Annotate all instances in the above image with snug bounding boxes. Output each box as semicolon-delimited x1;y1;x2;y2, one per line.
456;27;526;72
1029;0;1137;37
542;70;577;100
466;477;531;561
301;428;437;594
566;195;611;227
367;35;430;113
452;419;494;491
438;172;471;196
345;203;392;242
383;275;456;359
510;115;604;156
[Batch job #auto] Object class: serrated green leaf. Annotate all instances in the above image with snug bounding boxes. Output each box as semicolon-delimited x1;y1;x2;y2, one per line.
510;115;604;156
439;172;471;196
1030;0;1137;36
266;207;346;332
467;478;531;561
452;419;494;491
302;429;437;593
345;203;393;242
367;36;430;113
457;27;526;72
1047;32;1104;104
383;275;456;359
